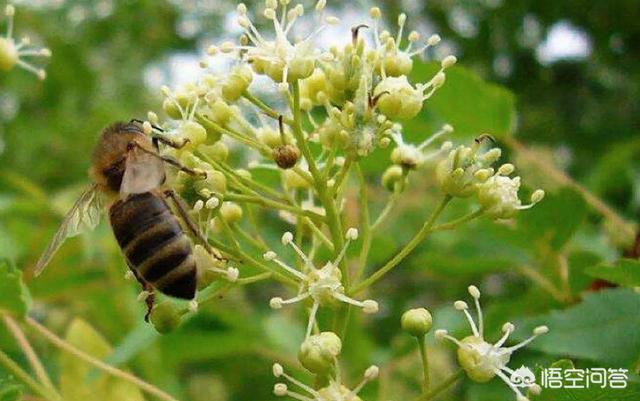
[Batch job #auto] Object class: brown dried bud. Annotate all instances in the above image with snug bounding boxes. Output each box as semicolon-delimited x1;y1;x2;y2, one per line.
273;144;300;169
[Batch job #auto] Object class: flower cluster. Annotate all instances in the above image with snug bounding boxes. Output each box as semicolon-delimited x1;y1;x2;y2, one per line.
0;4;50;80
435;285;548;401
265;228;378;339
436;138;545;219
138;2;547;400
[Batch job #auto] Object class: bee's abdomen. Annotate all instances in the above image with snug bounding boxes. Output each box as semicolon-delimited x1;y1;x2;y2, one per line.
109;192;196;300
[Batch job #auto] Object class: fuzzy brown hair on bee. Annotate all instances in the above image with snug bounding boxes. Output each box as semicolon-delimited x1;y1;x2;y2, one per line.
35;120;218;321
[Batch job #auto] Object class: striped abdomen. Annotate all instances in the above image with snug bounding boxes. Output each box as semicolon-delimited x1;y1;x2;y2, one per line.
109;191;196;299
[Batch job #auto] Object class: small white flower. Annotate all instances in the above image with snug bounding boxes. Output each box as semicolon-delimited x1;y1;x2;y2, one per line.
273;361;379;401
477;164;544;219
436;285;549;401
0;5;51;80
266;227;377;339
211;1;335;89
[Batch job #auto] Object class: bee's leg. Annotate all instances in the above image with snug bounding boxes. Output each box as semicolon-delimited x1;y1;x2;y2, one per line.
163;189;225;261
127;141;206;178
126;261;156;322
143;284;155;322
152;135;190;150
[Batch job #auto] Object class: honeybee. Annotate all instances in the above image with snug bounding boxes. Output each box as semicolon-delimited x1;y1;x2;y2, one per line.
35;120;220;320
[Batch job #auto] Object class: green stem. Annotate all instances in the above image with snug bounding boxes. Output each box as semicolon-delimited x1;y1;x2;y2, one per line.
371;190;400;232
26;318;180;401
242;91;294;126
430;208;485;232
355;163;371;282
236;272;273;285
413;369;464;401
290;81;345;283
0;349;62;401
223;193;325;221
417;336;430;391
350;196;452;295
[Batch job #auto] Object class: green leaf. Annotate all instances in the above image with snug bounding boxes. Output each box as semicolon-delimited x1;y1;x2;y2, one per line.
517;188;588;251
0;376;22;401
0;260;31;318
515;288;640;367
586;259;640;287
59;319;145;401
408;62;516;140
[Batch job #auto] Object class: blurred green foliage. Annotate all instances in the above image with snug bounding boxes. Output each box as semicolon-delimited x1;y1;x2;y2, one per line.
0;1;639;401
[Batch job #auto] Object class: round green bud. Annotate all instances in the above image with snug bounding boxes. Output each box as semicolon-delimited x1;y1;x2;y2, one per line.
378;52;413;77
162;91;192;120
457;336;508;383
256;127;284;148
195;169;227;195
179;121;207;147
298;332;342;375
401;308;433;337
198;142;228;162
283;169;311;189
222;65;253;102
374;76;424;120
287;53;315;82
381;165;405;192
150;301;183;334
219;202;243;224
0;38;18;72
208;99;235;126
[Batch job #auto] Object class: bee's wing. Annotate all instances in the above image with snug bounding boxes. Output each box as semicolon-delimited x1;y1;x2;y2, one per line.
120;146;165;196
34;184;103;276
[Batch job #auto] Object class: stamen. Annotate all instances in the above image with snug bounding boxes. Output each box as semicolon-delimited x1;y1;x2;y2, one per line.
493;322;514;348
495;370;528;401
418;124;454;150
305;300;319;339
468;285;484;337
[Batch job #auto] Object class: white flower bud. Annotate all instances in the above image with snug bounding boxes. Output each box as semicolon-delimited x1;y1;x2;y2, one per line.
362;300;379;314
441;55;457;69
454;300;468;310
502;322;515;333
364;365;380;380
370;7;381;19
434;329;448;339
264;8;276;20
205;197;220;209
531;189;545;204
346;228;359;241
498;163;515;176
193;200;204;212
408;31;420;42
263;251;277;261
270;297;284;309
468;285;481;299
272;363;284;377
273;383;287;396
281;231;294;245
325;16;339;25
226;267;239;282
427;34;441;46
534;325;549;335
